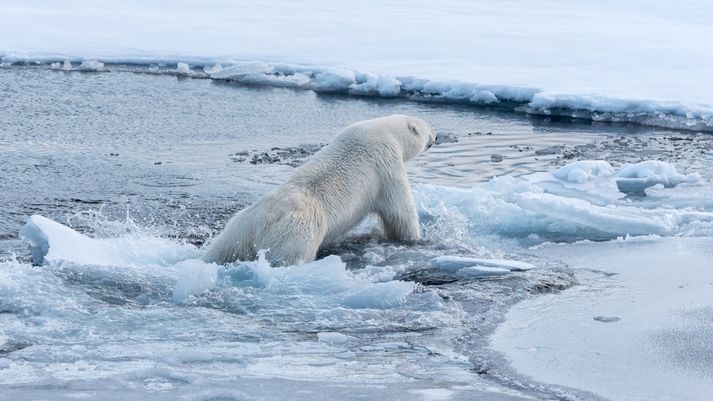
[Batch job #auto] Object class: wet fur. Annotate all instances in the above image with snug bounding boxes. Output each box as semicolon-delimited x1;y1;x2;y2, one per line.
203;114;436;265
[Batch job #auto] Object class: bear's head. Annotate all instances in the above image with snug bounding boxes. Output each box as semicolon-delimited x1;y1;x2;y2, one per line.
387;114;436;161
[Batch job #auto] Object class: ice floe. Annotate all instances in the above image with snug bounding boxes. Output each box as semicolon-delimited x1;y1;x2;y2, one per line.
18;216;418;310
416;160;713;241
2;1;713;131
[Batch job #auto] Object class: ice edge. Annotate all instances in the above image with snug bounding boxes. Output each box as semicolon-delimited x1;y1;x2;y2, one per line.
3;54;712;133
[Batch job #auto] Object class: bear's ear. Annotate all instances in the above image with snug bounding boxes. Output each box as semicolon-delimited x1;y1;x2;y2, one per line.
408;122;420;137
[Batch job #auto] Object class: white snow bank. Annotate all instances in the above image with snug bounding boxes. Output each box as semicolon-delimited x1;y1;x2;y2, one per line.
203;63;713;131
2;0;713;131
417;160;713;241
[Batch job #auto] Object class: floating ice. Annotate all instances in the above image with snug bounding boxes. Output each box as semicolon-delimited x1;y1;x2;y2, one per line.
317;332;353;344
176;62;193;75
7;154;713;399
19;215;199;266
197;254;417;309
18;216;417;309
416;159;713;242
525;92;713;131
349;74;401;97
172;259;220;301
616;160;702;195
421;256;533;280
312;69;356;92
203;63;223;74
209;62;271;80
78;59;105;71
553;160;614;184
431;256;535;272
210;62;312;88
457;266;510;277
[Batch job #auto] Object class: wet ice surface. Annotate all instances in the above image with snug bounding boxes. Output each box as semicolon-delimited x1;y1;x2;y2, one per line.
491;238;713;401
2;67;713;400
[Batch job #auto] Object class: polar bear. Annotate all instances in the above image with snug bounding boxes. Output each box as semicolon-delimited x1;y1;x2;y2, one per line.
203;114;436;265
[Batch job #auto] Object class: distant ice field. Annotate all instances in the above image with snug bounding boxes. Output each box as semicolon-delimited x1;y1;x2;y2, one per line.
1;0;712;131
2;67;713;400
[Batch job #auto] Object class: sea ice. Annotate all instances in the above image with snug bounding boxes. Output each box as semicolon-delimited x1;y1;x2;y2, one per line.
491;237;713;401
317;332;352;344
19;215;199;266
2;0;712;131
552;160;614;184
203;63;223;74
78;59;105;71
431;256;535;272
176;62;193;75
615;160;702;195
313;69;357;92
7;155;713;400
18;215;418;310
416;159;713;241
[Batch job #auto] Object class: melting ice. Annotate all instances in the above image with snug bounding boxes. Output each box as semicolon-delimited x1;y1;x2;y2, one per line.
3;159;713;400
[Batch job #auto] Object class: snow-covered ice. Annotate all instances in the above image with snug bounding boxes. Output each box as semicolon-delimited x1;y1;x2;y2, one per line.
1;0;712;131
491;237;713;401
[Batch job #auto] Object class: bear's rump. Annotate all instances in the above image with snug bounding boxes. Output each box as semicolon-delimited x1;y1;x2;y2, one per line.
258;207;326;264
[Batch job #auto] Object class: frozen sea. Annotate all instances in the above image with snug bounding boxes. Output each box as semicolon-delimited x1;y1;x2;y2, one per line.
3;0;713;132
2;65;713;401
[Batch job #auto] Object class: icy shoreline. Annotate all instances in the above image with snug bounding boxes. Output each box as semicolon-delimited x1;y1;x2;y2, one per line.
3;0;712;132
4;60;712;133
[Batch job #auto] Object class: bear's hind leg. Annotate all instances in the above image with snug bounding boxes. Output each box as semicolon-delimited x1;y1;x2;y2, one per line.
263;211;324;266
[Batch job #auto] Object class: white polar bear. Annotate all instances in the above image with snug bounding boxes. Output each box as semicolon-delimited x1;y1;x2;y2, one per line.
203;114;436;265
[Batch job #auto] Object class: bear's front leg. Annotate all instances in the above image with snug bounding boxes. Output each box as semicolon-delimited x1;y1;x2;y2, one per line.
376;171;420;242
